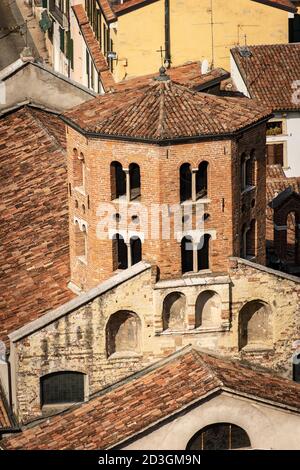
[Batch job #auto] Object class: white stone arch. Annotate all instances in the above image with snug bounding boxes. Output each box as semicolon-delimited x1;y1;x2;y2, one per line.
105;310;142;358
162;291;187;331
238;299;273;351
195;290;222;329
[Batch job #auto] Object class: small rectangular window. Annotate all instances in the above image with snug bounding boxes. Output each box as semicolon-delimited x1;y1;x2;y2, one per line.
266;143;284;166
41;372;84;406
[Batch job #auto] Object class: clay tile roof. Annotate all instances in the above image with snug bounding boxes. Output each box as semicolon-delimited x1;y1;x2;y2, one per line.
110;0;159;15
110;63;230;93
64;78;272;142
231;43;300;112
72;5;115;91
266;165;300;203
0;106;74;345
98;0;117;22
2;348;300;449
253;0;297;12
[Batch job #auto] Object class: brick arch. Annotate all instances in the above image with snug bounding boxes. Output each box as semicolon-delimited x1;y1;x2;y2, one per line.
129;162;141;201
105;310;141;357
274;201;300;264
110;161;126;200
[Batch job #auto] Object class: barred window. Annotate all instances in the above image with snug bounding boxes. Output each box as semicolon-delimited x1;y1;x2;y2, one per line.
187;423;251;450
41;371;85;406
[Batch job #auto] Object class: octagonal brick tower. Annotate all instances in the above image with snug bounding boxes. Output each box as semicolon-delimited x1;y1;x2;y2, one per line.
63;68;272;291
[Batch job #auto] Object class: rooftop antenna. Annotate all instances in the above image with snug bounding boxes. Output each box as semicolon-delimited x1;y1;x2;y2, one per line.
196;0;224;69
237;24;259;45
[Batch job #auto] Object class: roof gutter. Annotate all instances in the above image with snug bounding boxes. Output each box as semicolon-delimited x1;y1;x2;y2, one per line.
61;113;273;146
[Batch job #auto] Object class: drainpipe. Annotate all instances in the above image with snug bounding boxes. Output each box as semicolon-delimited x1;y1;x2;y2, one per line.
165;0;171;68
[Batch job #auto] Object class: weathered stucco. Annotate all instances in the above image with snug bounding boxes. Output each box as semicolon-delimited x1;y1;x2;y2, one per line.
122;392;300;450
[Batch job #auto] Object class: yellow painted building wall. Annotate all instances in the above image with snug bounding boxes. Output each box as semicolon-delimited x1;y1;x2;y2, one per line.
114;0;289;80
114;2;164;81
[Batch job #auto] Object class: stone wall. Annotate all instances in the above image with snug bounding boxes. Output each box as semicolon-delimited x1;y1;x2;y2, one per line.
10;259;300;423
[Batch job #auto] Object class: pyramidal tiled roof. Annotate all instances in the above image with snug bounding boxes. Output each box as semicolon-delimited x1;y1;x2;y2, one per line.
64;74;272;142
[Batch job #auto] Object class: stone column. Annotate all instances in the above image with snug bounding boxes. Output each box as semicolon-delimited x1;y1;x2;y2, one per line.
127;241;132;268
193;242;198;273
192;168;198;202
124;169;130;203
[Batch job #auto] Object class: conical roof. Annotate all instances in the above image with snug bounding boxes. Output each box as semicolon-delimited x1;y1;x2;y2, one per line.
64;73;272;142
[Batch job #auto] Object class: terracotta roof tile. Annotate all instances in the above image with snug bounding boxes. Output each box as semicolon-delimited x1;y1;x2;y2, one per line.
110;0;159;15
2;349;300;449
231;43;300;111
64;78;272;141
98;0;117;22
254;0;297;12
110;63;229;93
0;107;74;345
72;5;115;91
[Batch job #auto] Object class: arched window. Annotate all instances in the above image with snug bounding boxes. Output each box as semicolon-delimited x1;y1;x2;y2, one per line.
75;222;87;259
130;236;142;266
181;236;193;274
112;233;128;270
196;161;208;199
293;354;300;383
239;300;272;350
162;292;186;331
180;163;192;202
40;371;85;406
74;151;85;189
195;291;222;328
197;234;211;271
246;150;256;187
129;163;141;201
110;161;126;200
186;423;251;450
106;311;141;357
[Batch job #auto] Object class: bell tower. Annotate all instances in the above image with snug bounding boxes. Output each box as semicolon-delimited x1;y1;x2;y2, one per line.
64;70;270;291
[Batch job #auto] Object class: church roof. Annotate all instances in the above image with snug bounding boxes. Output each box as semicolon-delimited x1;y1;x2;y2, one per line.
0;106;74;345
2;347;300;449
64;74;272;143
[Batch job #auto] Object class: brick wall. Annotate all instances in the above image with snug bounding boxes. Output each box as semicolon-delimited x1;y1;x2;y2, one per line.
67;123;267;290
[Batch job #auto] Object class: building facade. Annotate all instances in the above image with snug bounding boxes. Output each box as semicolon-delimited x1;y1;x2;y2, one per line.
33;0;296;90
2;74;299;427
231;43;300;178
